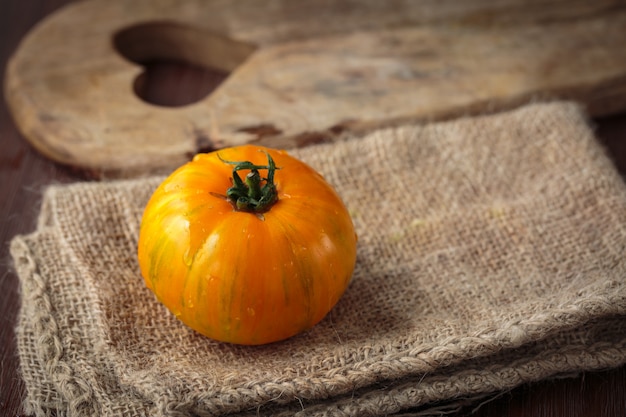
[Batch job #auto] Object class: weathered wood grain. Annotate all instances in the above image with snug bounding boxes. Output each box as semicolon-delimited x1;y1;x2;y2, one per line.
5;0;626;176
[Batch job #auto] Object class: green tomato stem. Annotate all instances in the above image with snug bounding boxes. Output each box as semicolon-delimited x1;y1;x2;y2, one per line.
218;151;279;213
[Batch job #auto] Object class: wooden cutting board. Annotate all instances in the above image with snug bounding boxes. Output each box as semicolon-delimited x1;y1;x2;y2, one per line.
5;0;626;177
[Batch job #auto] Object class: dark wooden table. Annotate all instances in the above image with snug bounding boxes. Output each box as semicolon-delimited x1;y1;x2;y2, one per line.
2;1;626;416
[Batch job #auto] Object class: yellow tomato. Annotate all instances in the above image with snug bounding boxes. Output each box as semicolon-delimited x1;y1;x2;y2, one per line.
137;145;357;345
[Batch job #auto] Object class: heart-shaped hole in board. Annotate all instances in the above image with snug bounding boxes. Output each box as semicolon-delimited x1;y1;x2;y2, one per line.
113;22;256;107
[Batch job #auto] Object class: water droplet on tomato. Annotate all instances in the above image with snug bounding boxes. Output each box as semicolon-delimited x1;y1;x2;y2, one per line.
183;248;194;266
164;182;181;193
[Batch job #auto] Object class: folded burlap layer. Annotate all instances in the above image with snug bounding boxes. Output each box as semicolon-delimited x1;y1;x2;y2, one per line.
12;102;626;417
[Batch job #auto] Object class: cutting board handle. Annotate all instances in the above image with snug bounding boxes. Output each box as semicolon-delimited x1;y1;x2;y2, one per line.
5;0;626;177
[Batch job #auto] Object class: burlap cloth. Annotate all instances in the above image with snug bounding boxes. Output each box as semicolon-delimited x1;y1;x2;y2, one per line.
11;102;626;417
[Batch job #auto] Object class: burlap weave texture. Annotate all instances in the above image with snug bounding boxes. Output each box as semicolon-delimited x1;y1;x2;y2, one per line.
11;102;626;416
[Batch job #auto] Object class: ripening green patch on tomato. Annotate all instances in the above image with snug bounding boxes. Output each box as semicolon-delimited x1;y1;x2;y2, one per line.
137;145;357;345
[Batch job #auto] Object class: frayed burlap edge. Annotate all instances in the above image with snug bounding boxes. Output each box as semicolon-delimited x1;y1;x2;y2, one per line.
12;233;626;417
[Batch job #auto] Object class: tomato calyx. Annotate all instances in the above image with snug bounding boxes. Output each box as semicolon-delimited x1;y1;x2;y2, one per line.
218;151;280;214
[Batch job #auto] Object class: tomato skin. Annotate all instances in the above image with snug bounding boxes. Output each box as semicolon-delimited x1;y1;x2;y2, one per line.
137;145;357;345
